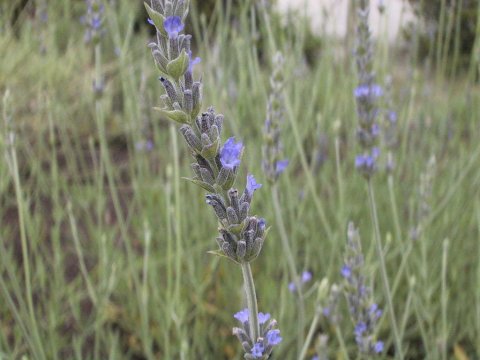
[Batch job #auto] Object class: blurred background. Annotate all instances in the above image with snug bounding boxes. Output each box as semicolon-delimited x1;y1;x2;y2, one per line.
1;0;480;359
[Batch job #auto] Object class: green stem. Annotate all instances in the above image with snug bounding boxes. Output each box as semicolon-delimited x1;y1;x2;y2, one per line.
299;309;320;360
271;184;305;355
241;262;259;342
367;180;403;360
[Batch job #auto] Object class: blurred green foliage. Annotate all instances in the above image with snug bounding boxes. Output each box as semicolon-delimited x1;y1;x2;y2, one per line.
406;0;479;71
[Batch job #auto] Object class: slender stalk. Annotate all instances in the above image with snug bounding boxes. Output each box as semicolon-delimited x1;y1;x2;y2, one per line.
170;124;183;305
298;310;319;360
241;262;259;342
271;184;305;354
387;174;402;245
441;239;449;360
367;180;403;359
8;146;46;360
335;325;350;360
284;98;332;240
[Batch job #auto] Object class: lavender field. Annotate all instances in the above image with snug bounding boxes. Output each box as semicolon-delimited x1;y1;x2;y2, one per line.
1;0;480;359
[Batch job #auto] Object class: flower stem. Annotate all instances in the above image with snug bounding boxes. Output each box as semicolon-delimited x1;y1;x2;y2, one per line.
271;184;305;355
299;308;320;360
241;262;259;342
367;180;404;359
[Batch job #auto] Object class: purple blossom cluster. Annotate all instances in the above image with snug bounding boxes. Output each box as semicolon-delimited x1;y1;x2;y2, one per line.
353;0;382;178
262;53;289;183
288;270;312;293
82;0;105;44
342;223;384;355
233;309;282;359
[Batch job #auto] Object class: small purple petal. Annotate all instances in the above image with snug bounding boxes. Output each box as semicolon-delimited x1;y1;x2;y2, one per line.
301;271;312;283
275;159;289;175
266;329;283;345
288;282;296;292
246;174;262;195
220;137;243;169
374;341;384;353
355;154;366;168
354;84;383;98
258;312;271;324
251;342;264;358
388;110;397;123
258;218;266;230
147;18;154;26
164;16;184;39
341;265;352;278
234;308;249;323
354;321;367;337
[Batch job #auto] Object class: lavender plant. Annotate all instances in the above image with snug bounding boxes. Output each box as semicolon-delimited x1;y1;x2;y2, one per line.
353;1;403;357
145;0;282;358
262;51;306;356
341;222;384;356
262;52;289;183
82;0;105;45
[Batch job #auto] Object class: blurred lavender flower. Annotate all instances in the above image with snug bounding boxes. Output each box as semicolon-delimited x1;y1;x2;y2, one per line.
82;0;105;44
321;283;341;325
288;271;312;292
353;0;382;178
135;139;154;152
410;156;436;241
262;52;288;183
381;76;398;173
342;222;384;355
355;147;380;174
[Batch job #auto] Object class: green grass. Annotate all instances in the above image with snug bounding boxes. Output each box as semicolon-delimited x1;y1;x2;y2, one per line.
1;0;480;359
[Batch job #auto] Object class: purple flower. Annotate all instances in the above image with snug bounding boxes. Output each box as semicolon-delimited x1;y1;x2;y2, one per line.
288;282;296;292
275;159;289;175
354;84;383;98
374;341;384;353
136;140;154;152
258;218;266;230
147;18;154;26
251;342;264;358
289;271;312;292
220;137;243;169
312;357;319;360
369;303;382;320
266;329;283;345
341;265;352;278
164;16;184;39
258;312;271;324
301;271;312;283
388;110;397;123
234;309;249;323
246;174;262;195
355;148;379;171
354;321;367;337
188;51;201;72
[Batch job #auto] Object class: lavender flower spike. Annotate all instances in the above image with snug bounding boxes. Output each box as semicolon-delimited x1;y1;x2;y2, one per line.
353;0;382;178
342;222;384;355
262;53;288;183
147;1;279;357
